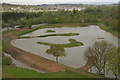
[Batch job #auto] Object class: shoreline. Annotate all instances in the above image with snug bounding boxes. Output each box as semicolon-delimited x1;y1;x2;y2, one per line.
3;23;118;74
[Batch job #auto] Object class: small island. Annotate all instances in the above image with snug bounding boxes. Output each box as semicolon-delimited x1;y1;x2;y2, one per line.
45;30;56;33
37;39;84;48
20;33;79;38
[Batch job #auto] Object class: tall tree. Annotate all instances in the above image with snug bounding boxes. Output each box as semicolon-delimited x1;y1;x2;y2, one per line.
85;40;113;75
46;45;66;62
106;47;119;79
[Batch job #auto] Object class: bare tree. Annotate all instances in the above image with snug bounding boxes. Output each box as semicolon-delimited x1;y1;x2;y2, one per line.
85;40;113;75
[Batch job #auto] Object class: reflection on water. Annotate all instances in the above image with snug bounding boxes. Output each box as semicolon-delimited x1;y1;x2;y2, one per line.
11;25;118;69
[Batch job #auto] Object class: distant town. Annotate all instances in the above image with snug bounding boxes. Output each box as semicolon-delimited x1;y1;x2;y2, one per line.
1;3;117;12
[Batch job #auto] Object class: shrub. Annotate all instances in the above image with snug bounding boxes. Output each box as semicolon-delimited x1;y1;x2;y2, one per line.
2;56;12;65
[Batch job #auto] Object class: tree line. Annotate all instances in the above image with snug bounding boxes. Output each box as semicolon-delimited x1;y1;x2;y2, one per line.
2;5;119;33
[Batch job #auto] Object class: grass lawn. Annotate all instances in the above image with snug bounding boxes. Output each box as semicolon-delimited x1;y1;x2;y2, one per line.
3;65;89;78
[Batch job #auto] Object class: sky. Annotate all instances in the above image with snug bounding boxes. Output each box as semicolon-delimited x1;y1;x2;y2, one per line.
1;0;119;5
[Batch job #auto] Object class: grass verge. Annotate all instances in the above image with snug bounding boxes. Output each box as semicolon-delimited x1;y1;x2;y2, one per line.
3;65;88;78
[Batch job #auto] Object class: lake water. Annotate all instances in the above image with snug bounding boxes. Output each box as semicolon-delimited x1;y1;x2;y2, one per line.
11;25;118;69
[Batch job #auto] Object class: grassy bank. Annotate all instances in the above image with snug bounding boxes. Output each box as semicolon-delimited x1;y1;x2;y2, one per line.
3;65;89;78
38;39;83;48
98;23;119;37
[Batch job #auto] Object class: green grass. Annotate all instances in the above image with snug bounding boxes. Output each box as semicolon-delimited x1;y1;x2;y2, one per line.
38;39;83;48
2;56;12;65
20;33;79;38
2;29;14;34
45;30;56;33
3;65;88;78
15;27;47;37
39;33;79;37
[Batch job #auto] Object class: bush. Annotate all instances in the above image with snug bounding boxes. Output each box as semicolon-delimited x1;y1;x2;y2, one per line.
2;56;12;65
18;25;27;28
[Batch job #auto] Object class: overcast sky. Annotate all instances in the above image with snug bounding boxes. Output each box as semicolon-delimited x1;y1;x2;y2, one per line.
1;0;119;5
